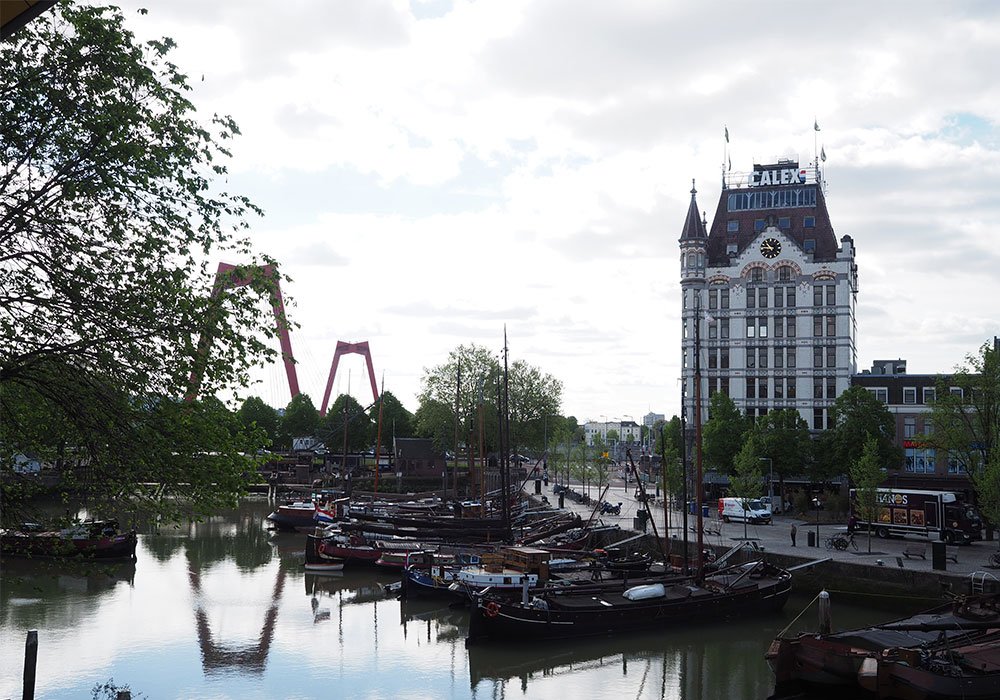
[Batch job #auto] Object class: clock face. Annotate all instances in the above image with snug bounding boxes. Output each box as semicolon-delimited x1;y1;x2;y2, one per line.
760;238;781;259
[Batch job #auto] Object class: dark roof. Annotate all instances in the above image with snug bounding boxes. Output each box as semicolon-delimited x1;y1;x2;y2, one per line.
393;437;438;459
679;180;708;241
703;179;840;267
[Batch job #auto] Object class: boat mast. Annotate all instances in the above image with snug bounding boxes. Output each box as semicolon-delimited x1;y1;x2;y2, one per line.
694;295;704;577
501;328;512;540
373;373;385;494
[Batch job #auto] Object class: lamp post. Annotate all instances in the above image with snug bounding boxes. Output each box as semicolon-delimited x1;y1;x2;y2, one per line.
759;457;773;507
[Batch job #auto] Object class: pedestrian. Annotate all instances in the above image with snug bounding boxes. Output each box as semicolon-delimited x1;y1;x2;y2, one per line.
847;515;857;534
790;524;797;547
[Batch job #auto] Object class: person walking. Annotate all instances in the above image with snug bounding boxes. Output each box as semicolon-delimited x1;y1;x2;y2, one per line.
790;523;797;547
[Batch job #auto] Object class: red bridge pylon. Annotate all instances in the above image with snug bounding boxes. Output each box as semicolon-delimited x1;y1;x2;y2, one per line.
320;341;378;416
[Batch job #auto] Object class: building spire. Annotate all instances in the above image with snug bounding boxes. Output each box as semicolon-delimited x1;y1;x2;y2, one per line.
680;179;708;240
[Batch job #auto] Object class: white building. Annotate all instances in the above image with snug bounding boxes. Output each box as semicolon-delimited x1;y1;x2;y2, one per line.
679;158;859;432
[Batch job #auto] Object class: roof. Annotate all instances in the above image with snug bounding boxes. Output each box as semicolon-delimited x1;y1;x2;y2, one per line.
679;180;708;241
1;1;57;39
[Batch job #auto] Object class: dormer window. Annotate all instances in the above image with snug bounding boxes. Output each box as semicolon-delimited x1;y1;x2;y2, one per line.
804;216;816;228
727;220;739;233
754;219;766;232
803;239;816;253
778;216;790;229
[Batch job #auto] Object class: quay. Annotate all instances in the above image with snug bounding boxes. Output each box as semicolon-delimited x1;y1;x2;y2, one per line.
527;476;1000;602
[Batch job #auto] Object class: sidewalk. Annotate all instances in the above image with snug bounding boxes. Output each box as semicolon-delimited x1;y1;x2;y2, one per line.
530;477;1000;581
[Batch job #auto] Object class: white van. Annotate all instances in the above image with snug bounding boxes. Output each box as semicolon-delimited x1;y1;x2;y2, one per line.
718;497;772;524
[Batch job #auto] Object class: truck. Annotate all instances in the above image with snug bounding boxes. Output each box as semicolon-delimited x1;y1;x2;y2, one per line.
849;488;982;544
718;497;772;525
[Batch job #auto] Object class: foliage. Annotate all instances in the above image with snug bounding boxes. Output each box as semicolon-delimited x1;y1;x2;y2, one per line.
416;343;563;455
702;393;749;474
320;394;372;454
367;390;414;451
0;5;274;525
277;394;318;449
850;434;885;553
973;452;1000;537
237;396;279;447
730;438;763;540
750;408;812;494
927;340;1000;484
824;386;901;478
660;430;684;506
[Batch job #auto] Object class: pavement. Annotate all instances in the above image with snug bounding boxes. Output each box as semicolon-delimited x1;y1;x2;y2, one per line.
528;476;1000;582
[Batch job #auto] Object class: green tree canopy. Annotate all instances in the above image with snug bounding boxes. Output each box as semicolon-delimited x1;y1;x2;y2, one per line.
730;438;764;540
277;394;318;448
750;408;813;494
414;398;455;454
367;391;413;451
237;397;279;447
824;386;902;478
850;434;885;552
702;393;749;474
1;5;274;525
321;394;372;454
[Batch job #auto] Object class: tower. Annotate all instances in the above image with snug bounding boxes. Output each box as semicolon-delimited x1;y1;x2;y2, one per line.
679;157;859;439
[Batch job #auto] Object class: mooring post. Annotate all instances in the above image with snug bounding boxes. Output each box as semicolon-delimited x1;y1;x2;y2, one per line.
818;590;832;635
23;629;37;700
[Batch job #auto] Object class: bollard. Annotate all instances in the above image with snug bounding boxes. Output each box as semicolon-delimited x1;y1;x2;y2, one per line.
23;629;38;700
818;590;831;635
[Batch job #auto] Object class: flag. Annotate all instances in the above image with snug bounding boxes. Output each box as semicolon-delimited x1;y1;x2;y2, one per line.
814;119;820;132
314;503;337;524
821;146;827;162
727;156;732;171
724;125;729;143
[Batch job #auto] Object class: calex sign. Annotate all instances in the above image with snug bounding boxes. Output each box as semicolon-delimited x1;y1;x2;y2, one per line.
749;167;807;187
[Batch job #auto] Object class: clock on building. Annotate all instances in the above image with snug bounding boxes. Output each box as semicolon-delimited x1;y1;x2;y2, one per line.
760;238;781;259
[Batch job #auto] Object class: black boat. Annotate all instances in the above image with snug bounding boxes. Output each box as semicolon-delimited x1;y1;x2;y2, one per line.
466;558;792;643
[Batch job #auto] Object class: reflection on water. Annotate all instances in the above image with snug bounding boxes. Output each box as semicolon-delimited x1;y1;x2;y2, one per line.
0;500;910;699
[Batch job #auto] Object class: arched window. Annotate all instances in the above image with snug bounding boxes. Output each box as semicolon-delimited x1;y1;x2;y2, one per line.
778;266;792;281
750;268;763;282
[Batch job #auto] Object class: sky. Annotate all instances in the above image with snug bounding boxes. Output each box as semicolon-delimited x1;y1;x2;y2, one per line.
111;0;1000;422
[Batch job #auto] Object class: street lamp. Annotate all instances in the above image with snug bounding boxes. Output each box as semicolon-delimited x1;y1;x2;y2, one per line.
759;457;773;507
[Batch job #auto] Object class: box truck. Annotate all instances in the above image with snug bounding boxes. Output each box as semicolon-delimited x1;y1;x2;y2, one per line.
849;488;982;544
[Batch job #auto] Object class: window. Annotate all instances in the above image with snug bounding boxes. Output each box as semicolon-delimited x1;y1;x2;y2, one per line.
759;347;768;368
746;378;756;399
947;456;966;474
720;318;730;338
826;346;836;368
709;289;718;309
813;408;823;430
720;348;729;369
867;387;888;404
826;285;836;305
720;289;729;309
759;319;768;338
775;287;784;308
759;378;768;398
787;377;797;398
826;315;836;336
923;387;936;403
720;377;729;396
778;216;790;229
708;350;717;369
751;268;764;282
903;417;915;438
804;239;816;253
949;387;963;399
746;320;755;338
903;387;917;405
747;289;756;308
786;347;796;368
813;347;823;368
813;315;823;337
906;448;936;474
754;219;766;231
774;319;784;338
787;316;796;337
813;377;823;399
813;286;823;306
778;266;792;281
759;288;768;308
774;348;783;368
727;220;739;233
774;379;784;399
826;377;836;399
709;319;717;339
787;287;796;307
746;349;756;369
804;216;815;228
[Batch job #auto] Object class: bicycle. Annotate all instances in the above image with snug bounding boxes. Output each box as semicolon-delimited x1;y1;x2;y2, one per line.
825;532;858;551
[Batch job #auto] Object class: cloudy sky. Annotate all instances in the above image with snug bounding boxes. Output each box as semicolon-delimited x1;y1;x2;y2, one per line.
114;0;1000;422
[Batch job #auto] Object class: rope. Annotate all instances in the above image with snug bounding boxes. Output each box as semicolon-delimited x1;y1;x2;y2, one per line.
822;588;943;603
777;591;821;638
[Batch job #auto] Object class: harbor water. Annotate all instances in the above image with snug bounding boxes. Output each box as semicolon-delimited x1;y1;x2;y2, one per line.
1;500;918;699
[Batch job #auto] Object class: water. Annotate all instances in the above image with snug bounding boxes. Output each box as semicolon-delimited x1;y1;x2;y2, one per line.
1;501;914;699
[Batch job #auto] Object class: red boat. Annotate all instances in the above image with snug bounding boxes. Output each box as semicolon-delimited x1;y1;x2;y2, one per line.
1;519;137;561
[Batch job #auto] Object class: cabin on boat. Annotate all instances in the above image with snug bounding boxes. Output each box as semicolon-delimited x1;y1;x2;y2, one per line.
393;438;447;477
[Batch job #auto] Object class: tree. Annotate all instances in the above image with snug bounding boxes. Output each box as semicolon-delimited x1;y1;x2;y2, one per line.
277;394;318;449
414;398;454;454
237;397;279;448
320;394;372;455
730;439;763;541
750;409;813;502
823;386;902;479
973;452;1000;549
1;5;274;526
367;391;413;452
927;340;1000;486
702;393;749;474
850;434;885;553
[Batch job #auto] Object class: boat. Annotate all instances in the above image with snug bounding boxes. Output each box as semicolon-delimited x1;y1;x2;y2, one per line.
766;591;1000;699
0;519;138;561
305;528;382;566
466;557;792;643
